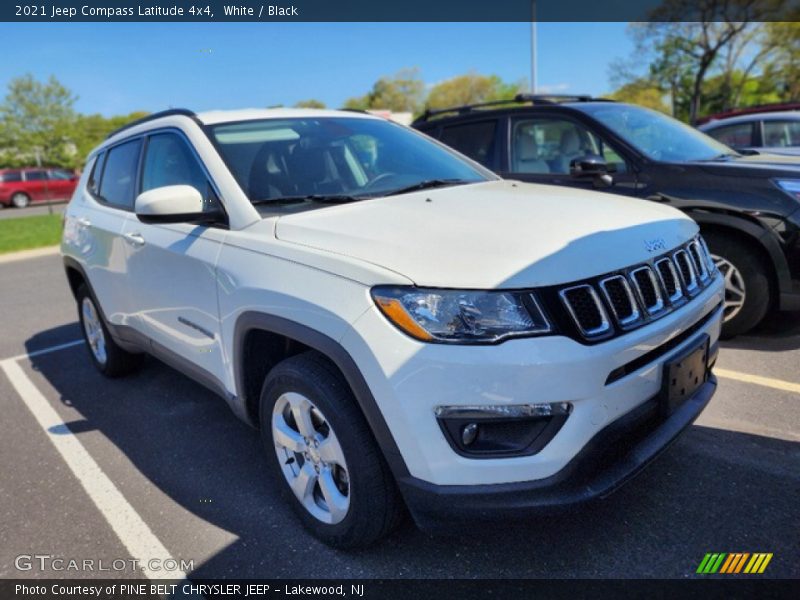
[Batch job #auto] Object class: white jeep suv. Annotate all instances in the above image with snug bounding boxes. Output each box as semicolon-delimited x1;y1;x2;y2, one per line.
62;108;724;547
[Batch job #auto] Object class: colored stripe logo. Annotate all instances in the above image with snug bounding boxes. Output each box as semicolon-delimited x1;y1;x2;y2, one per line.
696;552;773;574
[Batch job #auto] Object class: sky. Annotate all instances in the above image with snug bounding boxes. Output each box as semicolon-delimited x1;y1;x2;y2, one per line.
0;22;633;116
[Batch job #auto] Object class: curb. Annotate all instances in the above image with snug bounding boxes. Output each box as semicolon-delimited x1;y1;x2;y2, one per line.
0;245;60;264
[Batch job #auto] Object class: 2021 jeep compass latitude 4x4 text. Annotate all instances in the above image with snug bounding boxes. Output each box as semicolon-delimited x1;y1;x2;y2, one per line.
62;108;724;547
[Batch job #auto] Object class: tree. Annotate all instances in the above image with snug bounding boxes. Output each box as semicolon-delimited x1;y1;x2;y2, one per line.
71;111;149;164
619;0;785;123
608;79;670;114
425;72;522;110
343;68;424;113
761;22;800;101
0;74;78;167
294;99;326;108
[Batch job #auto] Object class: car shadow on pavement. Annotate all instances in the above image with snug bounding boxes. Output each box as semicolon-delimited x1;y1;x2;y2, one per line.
721;310;800;352
22;328;800;579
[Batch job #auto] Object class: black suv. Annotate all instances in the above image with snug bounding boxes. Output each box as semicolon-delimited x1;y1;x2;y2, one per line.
413;95;800;337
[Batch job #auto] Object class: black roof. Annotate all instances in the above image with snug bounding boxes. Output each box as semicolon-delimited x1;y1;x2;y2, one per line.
413;94;614;125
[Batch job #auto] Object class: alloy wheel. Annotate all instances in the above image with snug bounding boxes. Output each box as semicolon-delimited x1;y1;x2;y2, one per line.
81;296;108;365
11;193;29;208
711;253;746;322
272;392;350;524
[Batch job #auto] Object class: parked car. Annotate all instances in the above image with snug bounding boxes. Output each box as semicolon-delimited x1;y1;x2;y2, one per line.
698;109;800;156
63;108;723;547
0;167;78;208
413;95;800;337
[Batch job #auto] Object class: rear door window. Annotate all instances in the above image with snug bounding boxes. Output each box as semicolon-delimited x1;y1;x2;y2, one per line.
762;120;800;147
24;170;47;181
98;139;142;209
88;152;106;197
1;171;22;182
439;121;497;168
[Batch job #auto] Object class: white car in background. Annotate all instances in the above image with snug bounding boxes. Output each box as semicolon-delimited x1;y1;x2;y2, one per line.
62;108;724;547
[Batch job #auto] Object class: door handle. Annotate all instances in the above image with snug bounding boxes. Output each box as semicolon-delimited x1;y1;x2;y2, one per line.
77;217;91;227
123;232;145;247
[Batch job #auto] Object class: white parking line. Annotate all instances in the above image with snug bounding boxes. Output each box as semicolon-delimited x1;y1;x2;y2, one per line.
0;349;187;580
6;339;85;363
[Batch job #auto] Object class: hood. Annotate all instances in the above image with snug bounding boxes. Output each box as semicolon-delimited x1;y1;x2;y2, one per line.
696;152;800;178
274;180;698;289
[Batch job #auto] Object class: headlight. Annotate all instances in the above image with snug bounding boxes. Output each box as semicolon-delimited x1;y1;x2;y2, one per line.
775;179;800;201
371;286;552;343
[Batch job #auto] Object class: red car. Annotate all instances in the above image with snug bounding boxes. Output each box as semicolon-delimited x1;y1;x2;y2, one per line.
0;167;78;208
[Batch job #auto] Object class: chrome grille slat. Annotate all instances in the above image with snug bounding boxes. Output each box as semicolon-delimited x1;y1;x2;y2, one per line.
655;257;684;305
688;240;710;282
629;266;665;315
559;284;611;338
599;275;641;327
558;236;717;341
674;249;700;294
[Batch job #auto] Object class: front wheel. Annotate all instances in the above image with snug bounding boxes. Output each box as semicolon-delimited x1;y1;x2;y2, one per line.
703;232;772;338
259;352;402;548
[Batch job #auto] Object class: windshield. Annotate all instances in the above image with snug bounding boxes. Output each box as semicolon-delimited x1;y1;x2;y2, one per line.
577;104;735;162
209;116;490;203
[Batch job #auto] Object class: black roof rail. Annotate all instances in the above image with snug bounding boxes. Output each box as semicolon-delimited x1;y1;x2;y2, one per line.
413;93;614;124
105;108;197;139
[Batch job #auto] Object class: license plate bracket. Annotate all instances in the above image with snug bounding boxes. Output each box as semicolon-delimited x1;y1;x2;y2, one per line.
660;334;710;416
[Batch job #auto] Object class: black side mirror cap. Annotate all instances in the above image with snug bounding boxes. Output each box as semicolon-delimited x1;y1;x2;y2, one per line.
569;154;609;178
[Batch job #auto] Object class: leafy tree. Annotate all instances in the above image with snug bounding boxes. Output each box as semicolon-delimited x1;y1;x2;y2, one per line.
294;99;326;108
343;68;424;113
71;111;149;164
619;0;786;123
0;74;78;167
761;22;800;101
425;72;522;110
608;79;670;114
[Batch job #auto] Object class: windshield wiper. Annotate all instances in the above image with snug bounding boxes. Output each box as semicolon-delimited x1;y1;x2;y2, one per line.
252;194;362;205
381;178;471;197
698;152;741;161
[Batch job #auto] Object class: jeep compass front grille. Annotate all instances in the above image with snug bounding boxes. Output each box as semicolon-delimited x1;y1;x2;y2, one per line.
556;236;716;342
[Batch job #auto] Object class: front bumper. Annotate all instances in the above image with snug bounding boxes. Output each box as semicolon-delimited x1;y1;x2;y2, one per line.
342;279;723;487
398;375;716;530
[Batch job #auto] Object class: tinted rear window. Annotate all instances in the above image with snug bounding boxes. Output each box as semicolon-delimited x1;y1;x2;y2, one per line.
0;171;22;182
440;121;497;167
98;139;142;209
25;170;47;181
88;153;106;196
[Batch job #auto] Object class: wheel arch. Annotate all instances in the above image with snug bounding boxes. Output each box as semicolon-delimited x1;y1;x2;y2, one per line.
64;257;87;301
688;210;789;300
232;311;410;481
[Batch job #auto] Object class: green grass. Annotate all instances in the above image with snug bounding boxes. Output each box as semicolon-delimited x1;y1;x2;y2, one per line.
0;214;62;254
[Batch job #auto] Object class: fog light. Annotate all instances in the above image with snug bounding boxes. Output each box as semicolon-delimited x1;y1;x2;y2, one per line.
436;402;572;458
461;423;479;446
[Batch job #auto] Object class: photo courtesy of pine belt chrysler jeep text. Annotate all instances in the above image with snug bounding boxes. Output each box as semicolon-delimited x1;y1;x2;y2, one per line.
61;108;724;547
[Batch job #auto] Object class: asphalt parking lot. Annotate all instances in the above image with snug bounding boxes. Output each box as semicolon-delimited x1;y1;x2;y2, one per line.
1;253;798;580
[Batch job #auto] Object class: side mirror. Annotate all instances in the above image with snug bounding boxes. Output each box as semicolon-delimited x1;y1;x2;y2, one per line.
135;185;209;224
569;154;609;178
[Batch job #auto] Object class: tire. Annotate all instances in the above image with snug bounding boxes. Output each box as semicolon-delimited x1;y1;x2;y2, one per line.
703;232;772;338
11;192;30;208
76;284;144;377
259;351;403;548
